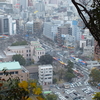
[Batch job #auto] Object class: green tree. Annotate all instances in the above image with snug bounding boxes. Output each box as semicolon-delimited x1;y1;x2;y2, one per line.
46;94;57;100
12;54;26;65
71;0;100;47
67;60;74;68
89;68;100;83
38;54;53;64
92;92;100;100
64;72;75;82
11;41;28;46
53;78;57;84
57;69;65;81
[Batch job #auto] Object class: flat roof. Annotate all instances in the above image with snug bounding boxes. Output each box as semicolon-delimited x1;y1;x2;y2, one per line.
0;61;21;71
8;45;29;49
35;47;44;50
43;91;52;94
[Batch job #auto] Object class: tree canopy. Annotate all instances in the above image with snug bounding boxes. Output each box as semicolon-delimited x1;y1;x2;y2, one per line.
71;0;100;51
11;41;28;46
89;68;100;84
46;94;57;100
0;69;45;100
92;92;100;100
64;71;75;82
12;54;26;66
38;54;53;65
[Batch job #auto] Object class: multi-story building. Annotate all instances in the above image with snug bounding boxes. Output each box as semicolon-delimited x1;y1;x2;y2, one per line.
43;20;63;41
0;61;29;81
83;46;94;57
3;41;45;62
0;15;13;35
33;19;43;35
57;24;72;46
38;64;53;85
26;21;33;34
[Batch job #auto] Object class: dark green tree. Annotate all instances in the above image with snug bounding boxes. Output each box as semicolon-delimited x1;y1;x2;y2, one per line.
38;54;53;64
64;72;75;82
12;54;26;65
71;0;100;50
92;92;100;100
46;94;57;100
53;78;57;84
89;68;100;83
57;69;65;81
67;60;74;68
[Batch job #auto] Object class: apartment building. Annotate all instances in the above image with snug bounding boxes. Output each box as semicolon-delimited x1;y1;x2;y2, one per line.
38;65;53;85
0;61;29;81
3;41;45;62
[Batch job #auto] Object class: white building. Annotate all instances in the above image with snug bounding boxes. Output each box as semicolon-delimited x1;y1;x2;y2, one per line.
43;20;63;41
38;65;53;85
0;15;13;35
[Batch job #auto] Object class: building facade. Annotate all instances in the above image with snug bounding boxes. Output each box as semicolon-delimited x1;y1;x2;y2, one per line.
0;15;13;35
0;61;29;81
38;65;53;85
3;41;45;62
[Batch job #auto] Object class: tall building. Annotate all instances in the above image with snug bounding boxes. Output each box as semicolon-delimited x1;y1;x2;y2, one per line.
20;0;28;10
0;15;13;35
35;1;45;12
26;21;33;34
72;20;78;41
49;0;58;4
38;64;53;85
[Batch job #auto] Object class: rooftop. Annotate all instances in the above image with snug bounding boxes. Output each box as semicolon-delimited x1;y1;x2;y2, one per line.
35;47;44;51
0;61;21;71
8;45;29;49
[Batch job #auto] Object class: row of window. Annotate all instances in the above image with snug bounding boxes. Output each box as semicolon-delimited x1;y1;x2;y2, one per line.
40;77;52;79
40;71;52;73
38;52;44;55
0;71;18;75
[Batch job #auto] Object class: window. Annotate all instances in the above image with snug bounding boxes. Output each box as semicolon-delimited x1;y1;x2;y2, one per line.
26;50;28;52
15;71;18;74
0;73;3;75
10;72;14;74
29;50;31;52
29;54;31;56
27;54;28;56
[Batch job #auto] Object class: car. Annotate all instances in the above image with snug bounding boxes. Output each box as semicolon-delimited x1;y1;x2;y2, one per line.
65;96;69;98
82;88;87;91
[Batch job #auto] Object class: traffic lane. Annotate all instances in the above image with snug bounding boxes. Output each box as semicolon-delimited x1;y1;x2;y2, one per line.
74;86;93;100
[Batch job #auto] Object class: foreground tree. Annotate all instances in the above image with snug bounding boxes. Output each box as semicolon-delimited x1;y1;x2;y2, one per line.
12;54;26;66
0;69;45;100
92;92;100;100
38;54;53;65
89;68;100;85
71;0;100;52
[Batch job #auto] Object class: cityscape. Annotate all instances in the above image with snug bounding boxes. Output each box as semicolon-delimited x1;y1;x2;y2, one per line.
0;0;99;100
